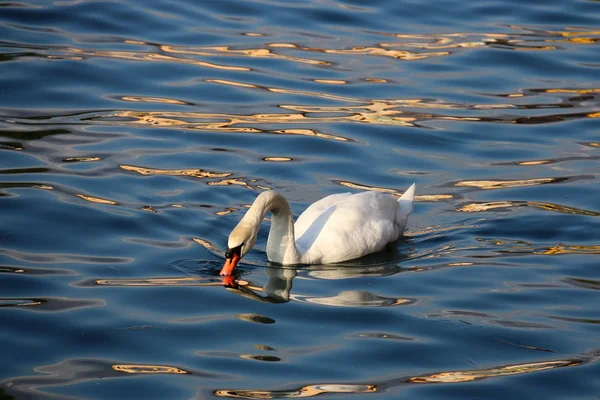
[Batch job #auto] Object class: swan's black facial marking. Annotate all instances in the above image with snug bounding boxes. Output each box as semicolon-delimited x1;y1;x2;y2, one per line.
225;244;243;260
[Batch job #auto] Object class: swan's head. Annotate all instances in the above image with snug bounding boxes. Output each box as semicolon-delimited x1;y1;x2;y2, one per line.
220;222;258;276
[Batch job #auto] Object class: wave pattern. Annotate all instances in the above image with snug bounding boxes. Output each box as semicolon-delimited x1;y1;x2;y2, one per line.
1;0;599;399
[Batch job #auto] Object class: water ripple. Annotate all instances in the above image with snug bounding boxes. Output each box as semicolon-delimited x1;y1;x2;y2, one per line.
0;296;104;312
214;357;593;398
1;1;600;399
1;358;218;399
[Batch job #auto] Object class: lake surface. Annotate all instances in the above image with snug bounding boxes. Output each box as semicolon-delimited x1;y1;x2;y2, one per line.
1;0;600;398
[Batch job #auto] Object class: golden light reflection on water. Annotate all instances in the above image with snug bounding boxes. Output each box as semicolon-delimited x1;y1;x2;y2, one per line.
6;29;596;133
536;244;600;255
458;200;600;216
492;155;599;167
552;29;600;37
120;96;189;105
112;364;188;374
312;79;347;85
45;28;600;78
110;109;351;140
36;184;53;190
160;40;457;64
74;193;118;205
384;31;547;51
262;157;293;162
11;36;590;133
66;46;251;71
100;90;598;131
8;79;597;134
215;384;376;399
208;178;256;189
408;360;581;383
206;79;259;89
215;207;238;215
273;128;349;142
543;88;600;94
335;180;452;202
322;46;450;60
562;37;599;47
214;358;583;398
517;160;551;165
120;164;230;179
162;44;331;66
455;177;561;190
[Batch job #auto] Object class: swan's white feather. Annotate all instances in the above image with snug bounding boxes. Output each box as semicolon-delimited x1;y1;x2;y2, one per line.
294;190;405;263
226;184;415;267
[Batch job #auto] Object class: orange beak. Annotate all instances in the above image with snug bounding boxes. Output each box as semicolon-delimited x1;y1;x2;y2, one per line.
221;275;237;287
220;252;240;276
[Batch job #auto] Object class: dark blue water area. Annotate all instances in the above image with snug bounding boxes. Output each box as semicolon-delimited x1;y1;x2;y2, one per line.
1;0;600;399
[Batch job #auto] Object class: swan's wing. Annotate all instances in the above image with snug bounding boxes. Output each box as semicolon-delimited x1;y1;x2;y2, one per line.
296;191;402;263
294;192;352;239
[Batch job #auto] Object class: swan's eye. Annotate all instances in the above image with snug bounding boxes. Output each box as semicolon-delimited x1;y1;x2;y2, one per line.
225;243;243;259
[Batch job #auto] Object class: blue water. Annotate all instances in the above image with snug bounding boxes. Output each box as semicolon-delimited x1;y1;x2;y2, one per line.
1;0;600;398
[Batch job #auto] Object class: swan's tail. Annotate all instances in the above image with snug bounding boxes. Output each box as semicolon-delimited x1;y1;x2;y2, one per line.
396;183;415;234
399;183;415;203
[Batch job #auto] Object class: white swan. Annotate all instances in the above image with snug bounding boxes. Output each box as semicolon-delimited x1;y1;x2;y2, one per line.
220;184;415;275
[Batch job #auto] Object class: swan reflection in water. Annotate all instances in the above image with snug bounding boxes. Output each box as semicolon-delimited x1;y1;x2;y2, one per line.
91;243;415;307
221;244;416;307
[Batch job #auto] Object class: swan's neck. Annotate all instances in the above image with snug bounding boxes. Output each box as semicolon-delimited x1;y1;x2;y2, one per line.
246;191;300;264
